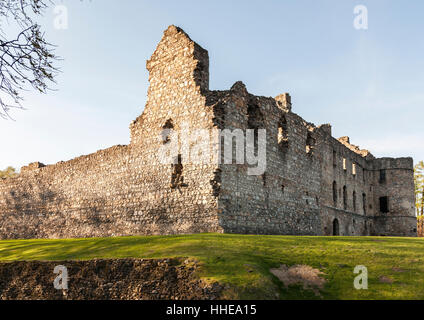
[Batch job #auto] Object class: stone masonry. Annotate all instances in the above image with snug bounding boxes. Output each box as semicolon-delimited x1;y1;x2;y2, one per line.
0;26;417;239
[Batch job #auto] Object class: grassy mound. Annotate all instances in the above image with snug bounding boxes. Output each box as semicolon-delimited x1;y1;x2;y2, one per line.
0;233;423;299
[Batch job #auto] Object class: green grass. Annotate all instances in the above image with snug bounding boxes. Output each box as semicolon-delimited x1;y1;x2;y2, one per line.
0;233;423;299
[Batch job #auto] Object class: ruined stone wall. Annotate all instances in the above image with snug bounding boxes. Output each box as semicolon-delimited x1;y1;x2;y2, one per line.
318;131;375;236
0;26;222;239
315;128;416;236
370;158;416;236
0;141;221;240
213;83;322;235
0;25;416;239
211;81;416;236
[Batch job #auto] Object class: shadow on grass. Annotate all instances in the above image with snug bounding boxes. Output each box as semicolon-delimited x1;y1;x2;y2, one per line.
0;234;424;299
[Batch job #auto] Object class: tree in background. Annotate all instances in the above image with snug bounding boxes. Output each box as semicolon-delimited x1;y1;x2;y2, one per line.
415;161;424;216
415;161;424;237
0;0;59;119
0;166;17;178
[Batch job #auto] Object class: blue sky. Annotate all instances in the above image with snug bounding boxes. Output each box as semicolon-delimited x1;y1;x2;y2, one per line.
1;0;423;170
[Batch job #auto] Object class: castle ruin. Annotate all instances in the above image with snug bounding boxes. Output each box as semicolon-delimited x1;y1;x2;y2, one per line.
0;26;417;239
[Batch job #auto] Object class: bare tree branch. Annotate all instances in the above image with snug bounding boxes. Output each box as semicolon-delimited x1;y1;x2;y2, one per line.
0;0;59;119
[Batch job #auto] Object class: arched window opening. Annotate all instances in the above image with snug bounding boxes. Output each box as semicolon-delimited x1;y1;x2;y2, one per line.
333;219;340;236
247;102;265;154
362;193;367;215
306;131;315;154
278;115;289;151
379;169;386;184
170;154;184;189
353;191;357;212
162;119;174;144
333;150;337;167
332;181;337;206
343;186;347;210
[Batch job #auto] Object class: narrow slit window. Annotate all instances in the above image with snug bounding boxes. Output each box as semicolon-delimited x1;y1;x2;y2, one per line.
333;150;337;167
162;119;174;144
170;154;184;189
332;181;337;206
362;193;367;214
353;191;357;212
247;102;265;155
306;131;315;154
278;116;289;151
343;186;347;210
379;169;386;184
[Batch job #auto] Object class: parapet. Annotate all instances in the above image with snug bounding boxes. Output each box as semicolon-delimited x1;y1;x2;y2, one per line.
275;93;292;112
337;136;371;158
317;123;332;136
21;162;45;174
371;157;414;170
338;136;350;144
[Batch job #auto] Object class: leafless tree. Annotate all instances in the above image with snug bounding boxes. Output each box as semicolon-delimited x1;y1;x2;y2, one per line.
0;0;58;119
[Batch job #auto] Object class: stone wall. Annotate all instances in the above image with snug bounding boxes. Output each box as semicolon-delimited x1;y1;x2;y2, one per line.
0;258;222;300
0;25;416;239
319;132;373;234
213;84;322;235
0;26;222;239
370;158;417;236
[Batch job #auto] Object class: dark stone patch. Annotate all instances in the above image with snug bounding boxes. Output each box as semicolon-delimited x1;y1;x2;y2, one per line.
0;258;222;300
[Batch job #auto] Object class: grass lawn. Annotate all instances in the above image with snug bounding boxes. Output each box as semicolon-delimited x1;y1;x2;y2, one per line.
0;233;423;299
